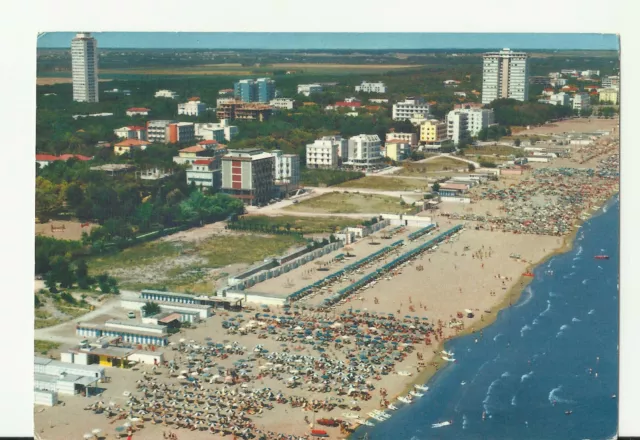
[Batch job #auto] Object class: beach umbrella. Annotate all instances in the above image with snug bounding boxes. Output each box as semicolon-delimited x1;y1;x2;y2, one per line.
84;433;93;439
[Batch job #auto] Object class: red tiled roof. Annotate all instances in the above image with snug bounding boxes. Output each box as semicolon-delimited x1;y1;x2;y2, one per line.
36;154;92;162
36;154;59;162
188;97;200;101
115;139;151;147
127;107;150;112
127;125;146;130
180;146;207;153
59;154;92;161
158;313;182;324
335;101;362;107
198;140;218;145
193;159;214;165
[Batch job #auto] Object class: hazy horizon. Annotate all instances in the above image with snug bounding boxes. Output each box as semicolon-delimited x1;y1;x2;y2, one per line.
37;32;620;51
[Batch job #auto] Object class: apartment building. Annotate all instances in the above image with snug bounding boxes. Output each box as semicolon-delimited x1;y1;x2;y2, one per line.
146;120;194;144
173;145;210;166
234;78;276;103
446;110;471;145
385;132;417;146
221;149;275;206
306;136;347;169
297;84;323;96
420;119;448;144
113;125;147;141
186;159;221;190
155;90;179;99
178;100;207;117
355;81;387;93
392;98;431;121
71;32;99;103
601;75;620;89
598;88;619;105
114;139;150;156
194;120;239;142
454;106;495;137
216;100;273;122
384;140;411;162
481;48;529;104
271;150;300;188
269;98;296;110
572;93;591;112
581;70;600;78
344;134;383;170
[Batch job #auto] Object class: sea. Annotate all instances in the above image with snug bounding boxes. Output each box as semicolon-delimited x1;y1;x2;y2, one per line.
354;195;619;440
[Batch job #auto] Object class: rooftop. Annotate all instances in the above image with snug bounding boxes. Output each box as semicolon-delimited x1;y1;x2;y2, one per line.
179;145;207;153
115;139;150;147
127;107;150;112
90;164;136;172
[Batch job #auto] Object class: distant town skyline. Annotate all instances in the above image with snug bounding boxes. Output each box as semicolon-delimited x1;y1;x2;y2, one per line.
37;32;619;51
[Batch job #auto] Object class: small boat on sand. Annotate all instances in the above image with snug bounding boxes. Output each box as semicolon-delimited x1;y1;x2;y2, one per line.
398;396;413;404
523;272;534;277
409;390;424;398
442;356;456;362
387;404;398;410
342;412;359;419
441;350;454;357
415;384;429;392
311;429;329;437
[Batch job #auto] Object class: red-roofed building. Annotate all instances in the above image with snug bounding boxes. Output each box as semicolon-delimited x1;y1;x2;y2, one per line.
334;101;362;110
126;107;151;117
542;88;555;97
188;96;201;102
198;140;218;146
36;154;93;168
561;85;579;92
114;139;151;156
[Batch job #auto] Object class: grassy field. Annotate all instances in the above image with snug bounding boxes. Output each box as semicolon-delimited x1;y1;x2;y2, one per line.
284;192;414;214
335;176;430;191
35;340;61;355
237;215;361;234
89;234;305;293
34;309;63;329
463;146;523;156
394;157;471;175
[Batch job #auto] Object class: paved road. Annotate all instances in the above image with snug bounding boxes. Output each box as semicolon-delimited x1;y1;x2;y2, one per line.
34;290;139;345
417;153;481;169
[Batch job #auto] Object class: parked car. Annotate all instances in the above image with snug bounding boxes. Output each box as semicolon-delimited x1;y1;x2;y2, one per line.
128;311;136;319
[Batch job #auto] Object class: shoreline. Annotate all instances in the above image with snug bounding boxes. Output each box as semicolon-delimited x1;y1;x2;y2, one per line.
350;193;618;438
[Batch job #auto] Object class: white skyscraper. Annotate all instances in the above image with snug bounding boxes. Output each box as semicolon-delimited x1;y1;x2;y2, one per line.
71;32;99;102
481;48;529;104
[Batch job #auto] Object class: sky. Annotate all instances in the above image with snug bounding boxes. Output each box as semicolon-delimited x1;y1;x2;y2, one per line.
37;32;619;51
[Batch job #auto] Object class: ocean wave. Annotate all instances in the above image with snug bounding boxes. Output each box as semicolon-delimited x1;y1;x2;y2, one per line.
598;265;603;270
521;371;534;383
515;286;534;308
582;279;589;285
501;371;510;378
483;378;502;415
556;331;564;338
532;318;539;325
511;395;517;406
493;333;503;342
572;317;581;323
548;386;575;404
576;245;583;256
588;309;595;315
520;325;532;337
549;291;560;297
462;414;468;430
539;300;552;317
560;324;569;331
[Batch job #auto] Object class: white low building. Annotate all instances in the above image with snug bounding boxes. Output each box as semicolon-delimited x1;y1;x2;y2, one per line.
393;98;430;121
297;84;323;96
126;107;150;117
194;120;238;142
270;98;296;110
155;89;179;99
355;81;387;93
271;150;300;186
454;107;495;137
178;100;207;117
